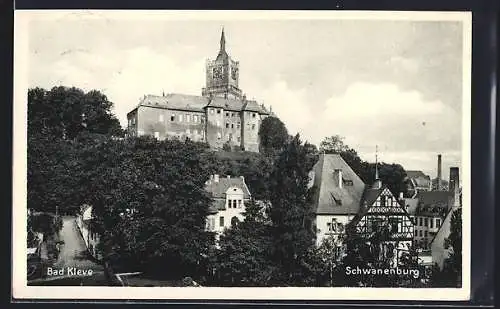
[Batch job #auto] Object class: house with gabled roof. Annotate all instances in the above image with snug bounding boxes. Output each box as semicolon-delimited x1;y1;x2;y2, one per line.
204;174;252;239
309;154;366;246
405;170;432;197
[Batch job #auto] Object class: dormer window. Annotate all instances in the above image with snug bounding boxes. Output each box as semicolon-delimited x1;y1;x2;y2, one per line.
343;179;353;186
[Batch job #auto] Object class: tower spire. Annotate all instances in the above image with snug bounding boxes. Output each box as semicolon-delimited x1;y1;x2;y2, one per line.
220;26;226;53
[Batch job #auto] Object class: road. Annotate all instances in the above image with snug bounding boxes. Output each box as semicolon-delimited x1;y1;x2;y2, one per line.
29;216;108;286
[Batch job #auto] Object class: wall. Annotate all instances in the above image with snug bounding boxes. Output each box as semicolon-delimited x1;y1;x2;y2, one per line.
241;111;260;152
413;215;443;249
137;106;205;142
206;107;226;149
315;214;353;246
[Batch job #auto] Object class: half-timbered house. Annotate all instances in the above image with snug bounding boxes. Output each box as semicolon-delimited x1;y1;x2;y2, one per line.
349;178;414;267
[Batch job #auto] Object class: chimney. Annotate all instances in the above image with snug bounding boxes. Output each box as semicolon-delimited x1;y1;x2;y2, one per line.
437;154;442;190
335;169;343;188
449;167;460;208
214;174;219;183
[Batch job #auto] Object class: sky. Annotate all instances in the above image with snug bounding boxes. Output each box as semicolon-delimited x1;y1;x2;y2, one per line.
24;11;469;181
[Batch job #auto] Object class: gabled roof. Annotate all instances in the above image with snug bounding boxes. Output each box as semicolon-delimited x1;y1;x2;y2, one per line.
310;154;366;215
139;94;208;112
205;175;251;199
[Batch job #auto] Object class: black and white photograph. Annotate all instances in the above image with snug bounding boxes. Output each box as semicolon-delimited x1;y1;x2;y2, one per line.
13;10;471;300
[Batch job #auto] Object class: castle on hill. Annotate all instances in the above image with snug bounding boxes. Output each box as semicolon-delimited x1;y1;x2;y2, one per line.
126;28;271;152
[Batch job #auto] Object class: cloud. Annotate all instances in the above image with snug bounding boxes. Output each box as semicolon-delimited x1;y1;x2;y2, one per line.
388;56;419;73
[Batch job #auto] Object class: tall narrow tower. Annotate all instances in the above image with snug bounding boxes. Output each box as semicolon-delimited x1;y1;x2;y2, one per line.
437;154;442;190
202;28;243;99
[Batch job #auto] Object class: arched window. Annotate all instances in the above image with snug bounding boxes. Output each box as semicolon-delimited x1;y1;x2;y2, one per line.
231;216;240;227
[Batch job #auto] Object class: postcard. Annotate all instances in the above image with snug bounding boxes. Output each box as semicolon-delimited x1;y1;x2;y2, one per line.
13;10;471;301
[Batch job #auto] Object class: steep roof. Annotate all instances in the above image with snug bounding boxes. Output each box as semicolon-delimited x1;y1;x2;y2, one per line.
205;175;251;199
414;190;451;217
137;93;269;114
310;154;366;215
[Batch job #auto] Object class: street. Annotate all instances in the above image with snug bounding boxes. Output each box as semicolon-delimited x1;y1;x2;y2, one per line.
28;216;108;286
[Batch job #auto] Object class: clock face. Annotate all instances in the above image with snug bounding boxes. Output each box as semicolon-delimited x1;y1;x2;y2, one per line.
231;67;238;80
213;66;223;79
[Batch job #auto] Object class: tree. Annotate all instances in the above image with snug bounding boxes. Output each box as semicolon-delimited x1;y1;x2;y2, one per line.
258;116;289;155
319;135;351;154
211;200;278;286
437;207;462;287
28;86;124;140
268;134;318;285
76;137;217;280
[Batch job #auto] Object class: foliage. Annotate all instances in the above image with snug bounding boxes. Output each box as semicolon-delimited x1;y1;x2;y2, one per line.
76;136;217;279
29;213;63;237
268;134;318;285
258;116;289;155
210;200;278;286
28;86;124;140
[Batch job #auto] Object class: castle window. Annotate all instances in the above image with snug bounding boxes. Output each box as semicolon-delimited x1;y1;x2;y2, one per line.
252;113;256;118
217;109;221;114
232;113;235;117
226;112;229;117
178;114;183;122
226;123;229;128
252;124;256;130
159;115;164;122
231;123;234;129
171;114;175;121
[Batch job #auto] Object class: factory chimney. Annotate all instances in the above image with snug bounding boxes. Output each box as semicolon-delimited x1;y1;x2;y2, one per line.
437;154;442;191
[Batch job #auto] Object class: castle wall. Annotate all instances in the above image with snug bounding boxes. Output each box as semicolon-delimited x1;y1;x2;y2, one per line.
205;107;225;149
241;111;260;152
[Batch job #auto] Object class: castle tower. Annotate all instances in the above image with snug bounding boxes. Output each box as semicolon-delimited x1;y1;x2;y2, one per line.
202;28;243;100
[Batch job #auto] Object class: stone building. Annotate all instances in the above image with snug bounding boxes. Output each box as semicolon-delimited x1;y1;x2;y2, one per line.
126;28;270;152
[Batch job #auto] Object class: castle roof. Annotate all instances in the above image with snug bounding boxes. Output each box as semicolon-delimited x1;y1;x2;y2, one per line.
310;154;366;215
136;93;270;114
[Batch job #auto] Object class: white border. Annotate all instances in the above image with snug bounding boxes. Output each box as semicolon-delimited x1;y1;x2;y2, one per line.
13;10;472;301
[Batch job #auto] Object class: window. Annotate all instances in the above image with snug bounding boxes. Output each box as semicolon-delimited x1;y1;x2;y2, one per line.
217;109;221;114
231;123;234;129
233;200;237;208
424;218;428;227
430;219;434;228
343;179;354;186
159;115;164;122
231;113;235;117
419;217;423;226
178;114;183;122
171;114;175;121
380;195;386;206
424;231;428;238
327;222;333;232
193;115;198;122
154;132;160;139
252;113;256;118
237;122;240;129
131;118;135;125
238;200;242;208
227;199;231;208
251;124;256;130
219;216;224;227
226;123;229;128
226;112;229;117
436;218;441;227
186;114;190;122
231;216;239;227
419;230;423;237
387;196;392;206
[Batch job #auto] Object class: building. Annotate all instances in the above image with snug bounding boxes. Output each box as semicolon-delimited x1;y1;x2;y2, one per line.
76;204;102;261
204;174;252;239
309;154;366;247
405;170;432;197
126;28;271;152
